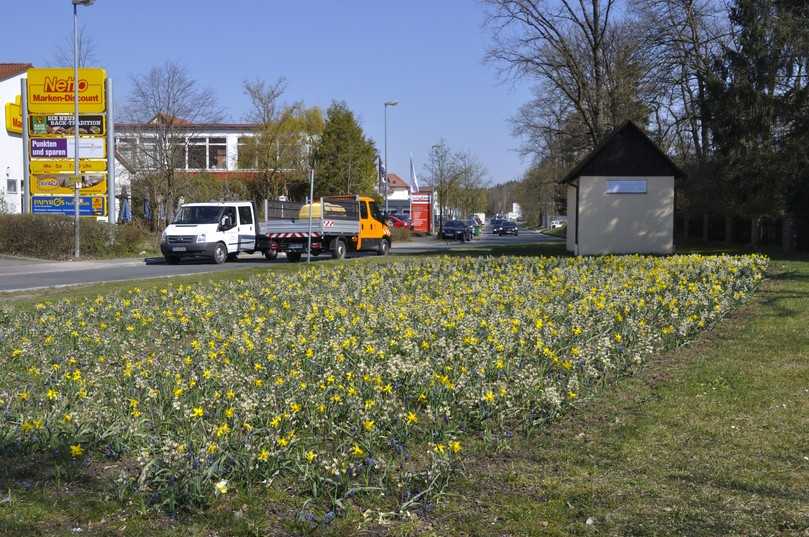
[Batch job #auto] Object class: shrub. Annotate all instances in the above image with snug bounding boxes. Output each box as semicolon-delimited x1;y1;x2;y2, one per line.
390;227;411;242
0;214;156;260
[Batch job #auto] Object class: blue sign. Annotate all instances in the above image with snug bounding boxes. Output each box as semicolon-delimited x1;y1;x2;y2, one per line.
31;196;106;216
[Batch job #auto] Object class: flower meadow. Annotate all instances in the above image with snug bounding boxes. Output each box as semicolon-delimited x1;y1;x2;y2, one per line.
0;254;767;513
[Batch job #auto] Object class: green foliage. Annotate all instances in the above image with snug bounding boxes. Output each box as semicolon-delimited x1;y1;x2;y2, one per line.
175;172;251;203
314;101;378;197
704;0;804;215
241;104;324;201
0;215;156;260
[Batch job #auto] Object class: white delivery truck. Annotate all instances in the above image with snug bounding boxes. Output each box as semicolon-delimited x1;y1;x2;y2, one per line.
160;201;269;264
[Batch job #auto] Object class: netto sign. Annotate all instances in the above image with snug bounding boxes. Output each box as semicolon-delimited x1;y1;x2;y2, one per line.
27;68;106;113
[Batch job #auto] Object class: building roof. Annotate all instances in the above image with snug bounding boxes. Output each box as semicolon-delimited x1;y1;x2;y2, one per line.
560;121;686;183
117;122;258;132
386;173;410;190
0;63;32;82
117;113;257;131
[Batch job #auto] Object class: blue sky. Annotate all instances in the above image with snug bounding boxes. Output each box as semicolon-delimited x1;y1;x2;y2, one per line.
5;0;533;184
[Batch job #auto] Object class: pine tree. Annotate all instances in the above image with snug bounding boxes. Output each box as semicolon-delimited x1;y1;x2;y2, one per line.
313;102;378;197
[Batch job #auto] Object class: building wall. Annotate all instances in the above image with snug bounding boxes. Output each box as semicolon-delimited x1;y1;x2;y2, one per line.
0;73;24;213
577;175;673;255
566;182;577;253
387;187;409;201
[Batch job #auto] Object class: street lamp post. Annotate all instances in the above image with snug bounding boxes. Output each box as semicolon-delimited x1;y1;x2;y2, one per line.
431;143;443;235
383;100;398;215
72;0;94;258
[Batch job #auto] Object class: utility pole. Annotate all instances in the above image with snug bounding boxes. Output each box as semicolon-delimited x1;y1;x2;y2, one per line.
71;0;95;257
384;100;398;215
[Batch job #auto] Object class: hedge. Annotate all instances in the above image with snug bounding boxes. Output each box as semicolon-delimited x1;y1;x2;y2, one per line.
0;215;157;260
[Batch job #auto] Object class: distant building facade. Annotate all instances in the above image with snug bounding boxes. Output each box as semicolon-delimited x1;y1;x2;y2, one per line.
0;63;31;214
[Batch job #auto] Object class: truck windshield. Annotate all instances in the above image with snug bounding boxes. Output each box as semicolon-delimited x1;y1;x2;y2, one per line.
173;206;221;224
369;201;385;223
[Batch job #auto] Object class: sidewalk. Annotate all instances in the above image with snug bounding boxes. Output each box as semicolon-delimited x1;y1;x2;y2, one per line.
0;255;146;277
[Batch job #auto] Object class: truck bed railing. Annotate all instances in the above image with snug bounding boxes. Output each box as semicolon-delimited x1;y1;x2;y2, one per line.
264;197;359;221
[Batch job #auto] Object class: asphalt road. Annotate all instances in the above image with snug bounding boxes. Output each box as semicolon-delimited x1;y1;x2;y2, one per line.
0;231;561;293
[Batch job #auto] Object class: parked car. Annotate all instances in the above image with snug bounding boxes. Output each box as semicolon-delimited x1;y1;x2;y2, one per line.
441;220;473;241
386;213;413;230
498;221;519;236
550;218;567;229
489;218;505;234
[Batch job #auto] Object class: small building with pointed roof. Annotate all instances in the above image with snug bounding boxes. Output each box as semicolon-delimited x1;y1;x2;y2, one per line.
560;121;685;255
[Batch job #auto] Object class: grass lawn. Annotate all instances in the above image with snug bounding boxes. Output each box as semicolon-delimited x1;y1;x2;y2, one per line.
0;250;806;536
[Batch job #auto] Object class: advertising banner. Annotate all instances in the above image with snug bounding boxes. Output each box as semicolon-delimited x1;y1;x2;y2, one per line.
411;192;433;233
26;68;106;114
31;195;107;216
30;114;104;136
30;173;107;195
5;96;22;134
31;137;105;159
29;159;106;174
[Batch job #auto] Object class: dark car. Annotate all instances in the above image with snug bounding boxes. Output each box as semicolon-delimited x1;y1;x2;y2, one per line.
498;221;519;236
489;218;505;234
441;219;473;241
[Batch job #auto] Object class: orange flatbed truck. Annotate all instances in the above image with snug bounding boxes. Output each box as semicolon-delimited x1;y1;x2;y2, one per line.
258;195;392;262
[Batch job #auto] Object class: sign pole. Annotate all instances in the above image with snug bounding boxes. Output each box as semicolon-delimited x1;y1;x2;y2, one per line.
306;168;314;264
21;79;30;214
105;78;115;224
73;2;81;257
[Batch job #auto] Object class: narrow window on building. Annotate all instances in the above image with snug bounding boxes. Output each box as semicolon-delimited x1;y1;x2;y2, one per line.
6;179;18;194
606;179;647;194
208;137;227;169
237;136;257;170
187;137;206;169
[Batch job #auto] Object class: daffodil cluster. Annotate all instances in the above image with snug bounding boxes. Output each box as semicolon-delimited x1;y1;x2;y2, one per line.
0;254;767;509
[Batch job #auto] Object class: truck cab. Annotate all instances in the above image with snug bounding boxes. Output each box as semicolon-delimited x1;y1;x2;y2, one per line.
161;202;256;264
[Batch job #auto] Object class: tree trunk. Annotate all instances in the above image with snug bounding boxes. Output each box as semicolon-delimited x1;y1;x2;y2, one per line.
750;217;760;247
725;214;734;244
782;214;794;253
683;213;691;241
702;213;710;242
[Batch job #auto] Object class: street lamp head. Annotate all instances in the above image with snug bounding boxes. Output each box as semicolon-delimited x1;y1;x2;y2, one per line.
72;0;95;5
384;100;399;107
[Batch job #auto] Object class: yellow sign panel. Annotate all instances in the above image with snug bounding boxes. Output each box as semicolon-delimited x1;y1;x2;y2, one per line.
29;159;107;174
27;67;106;113
5;97;22;134
30;173;107;195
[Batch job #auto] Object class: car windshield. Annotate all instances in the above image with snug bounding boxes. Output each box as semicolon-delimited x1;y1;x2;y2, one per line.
173;206;221;224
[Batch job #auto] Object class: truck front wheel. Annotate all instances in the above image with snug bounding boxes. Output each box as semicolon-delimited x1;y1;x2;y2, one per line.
377;238;390;256
331;239;346;260
287;252;302;263
212;243;227;264
264;250;277;260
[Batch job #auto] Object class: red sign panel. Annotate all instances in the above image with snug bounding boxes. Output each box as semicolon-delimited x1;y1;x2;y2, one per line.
411;191;432;233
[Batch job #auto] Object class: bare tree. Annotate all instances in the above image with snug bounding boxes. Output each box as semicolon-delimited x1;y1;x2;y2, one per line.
242;79;323;203
424;141;459;231
486;0;661;165
632;0;727;162
485;0;619;148
120;62;223;229
49;26;97;67
453;152;489;217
